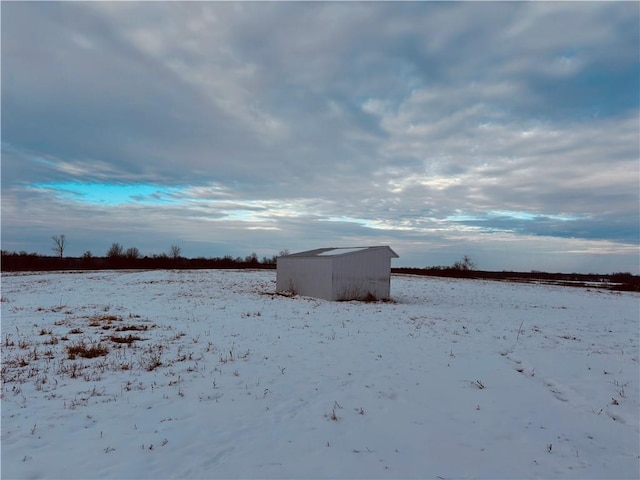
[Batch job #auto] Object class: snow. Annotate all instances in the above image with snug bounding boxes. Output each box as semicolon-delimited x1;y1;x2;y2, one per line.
316;248;370;256
1;269;638;479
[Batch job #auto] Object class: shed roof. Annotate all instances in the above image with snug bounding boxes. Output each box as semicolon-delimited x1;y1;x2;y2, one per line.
281;246;399;258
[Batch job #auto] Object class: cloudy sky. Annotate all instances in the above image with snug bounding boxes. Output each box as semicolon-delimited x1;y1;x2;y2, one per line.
2;2;638;273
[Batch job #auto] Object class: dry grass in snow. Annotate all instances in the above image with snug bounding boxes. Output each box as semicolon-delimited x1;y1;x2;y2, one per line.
1;269;638;479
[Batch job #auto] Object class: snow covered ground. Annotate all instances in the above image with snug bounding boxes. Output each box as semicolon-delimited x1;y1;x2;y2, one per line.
1;269;638;479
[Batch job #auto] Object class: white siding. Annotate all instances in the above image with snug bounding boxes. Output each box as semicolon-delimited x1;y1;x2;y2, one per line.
276;246;397;301
276;256;333;300
331;250;392;300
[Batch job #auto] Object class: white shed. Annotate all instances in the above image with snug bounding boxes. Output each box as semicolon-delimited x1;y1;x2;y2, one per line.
276;246;399;301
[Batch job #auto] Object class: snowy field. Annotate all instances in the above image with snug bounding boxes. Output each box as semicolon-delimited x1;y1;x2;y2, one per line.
1;269;638;479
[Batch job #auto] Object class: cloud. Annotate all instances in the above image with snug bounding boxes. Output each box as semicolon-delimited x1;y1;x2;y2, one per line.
1;2;638;272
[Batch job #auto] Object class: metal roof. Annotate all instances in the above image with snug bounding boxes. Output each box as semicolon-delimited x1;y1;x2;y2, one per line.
281;246;399;258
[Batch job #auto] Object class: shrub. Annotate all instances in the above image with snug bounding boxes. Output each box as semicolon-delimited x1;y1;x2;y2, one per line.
66;341;109;359
108;334;144;344
453;255;476;271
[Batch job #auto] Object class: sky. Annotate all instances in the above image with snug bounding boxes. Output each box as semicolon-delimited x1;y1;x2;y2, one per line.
2;2;639;273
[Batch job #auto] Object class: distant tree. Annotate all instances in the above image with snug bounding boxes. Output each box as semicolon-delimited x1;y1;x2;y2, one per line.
453;255;476;271
81;250;96;268
169;245;182;259
245;252;258;265
125;247;141;260
262;254;279;265
51;234;66;258
106;243;125;258
278;249;290;257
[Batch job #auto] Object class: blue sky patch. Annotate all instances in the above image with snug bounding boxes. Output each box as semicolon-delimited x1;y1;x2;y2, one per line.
31;182;184;206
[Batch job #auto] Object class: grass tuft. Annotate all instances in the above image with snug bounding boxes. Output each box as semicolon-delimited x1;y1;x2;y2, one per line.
66;341;109;359
108;334;144;344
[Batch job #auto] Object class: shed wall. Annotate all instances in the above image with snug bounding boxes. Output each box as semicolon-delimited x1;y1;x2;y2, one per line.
276;257;333;300
331;251;392;300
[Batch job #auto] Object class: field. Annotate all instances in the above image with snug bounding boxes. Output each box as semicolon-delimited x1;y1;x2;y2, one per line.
1;269;638;479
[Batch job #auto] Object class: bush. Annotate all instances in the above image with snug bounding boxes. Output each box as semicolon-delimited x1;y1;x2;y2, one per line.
66;341;109;359
453;255;476;271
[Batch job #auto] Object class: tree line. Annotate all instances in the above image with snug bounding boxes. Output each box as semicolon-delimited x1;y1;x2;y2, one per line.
2;237;280;272
1;249;278;272
2;235;637;292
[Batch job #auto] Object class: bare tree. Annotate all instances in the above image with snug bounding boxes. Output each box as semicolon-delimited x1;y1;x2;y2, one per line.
106;242;124;258
453;255;477;271
125;247;141;260
51;234;66;258
169;245;182;259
